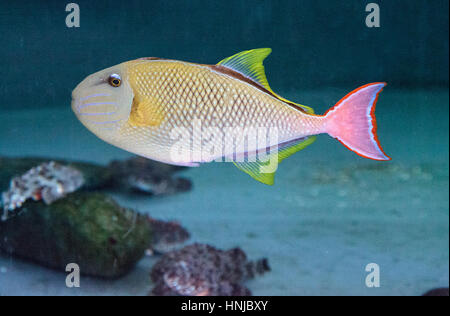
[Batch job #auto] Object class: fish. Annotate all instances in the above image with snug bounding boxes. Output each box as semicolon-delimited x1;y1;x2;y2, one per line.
71;48;390;185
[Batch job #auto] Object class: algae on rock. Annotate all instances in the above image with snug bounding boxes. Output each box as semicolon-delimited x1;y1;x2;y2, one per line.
0;192;151;279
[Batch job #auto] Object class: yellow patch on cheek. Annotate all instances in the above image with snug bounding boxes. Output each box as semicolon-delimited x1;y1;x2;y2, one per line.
128;95;165;127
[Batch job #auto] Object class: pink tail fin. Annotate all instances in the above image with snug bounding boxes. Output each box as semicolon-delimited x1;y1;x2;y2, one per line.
324;83;391;161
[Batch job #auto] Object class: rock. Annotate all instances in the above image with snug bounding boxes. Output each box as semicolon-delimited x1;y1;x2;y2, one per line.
0;192;151;279
1;162;85;221
150;243;270;296
0;156;193;196
107;157;192;196
146;217;190;254
422;287;449;296
0;156;111;191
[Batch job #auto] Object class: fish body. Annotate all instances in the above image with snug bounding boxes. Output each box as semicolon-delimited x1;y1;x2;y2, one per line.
72;49;390;185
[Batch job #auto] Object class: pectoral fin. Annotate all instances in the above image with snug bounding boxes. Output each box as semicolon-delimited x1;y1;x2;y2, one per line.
128;96;165;127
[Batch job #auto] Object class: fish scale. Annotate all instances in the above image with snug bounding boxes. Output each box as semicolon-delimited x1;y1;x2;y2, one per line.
120;59;319;164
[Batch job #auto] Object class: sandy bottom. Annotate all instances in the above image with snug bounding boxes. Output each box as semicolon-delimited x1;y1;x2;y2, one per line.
0;88;448;296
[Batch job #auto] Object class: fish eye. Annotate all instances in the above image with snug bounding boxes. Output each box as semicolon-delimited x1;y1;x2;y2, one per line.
108;74;122;87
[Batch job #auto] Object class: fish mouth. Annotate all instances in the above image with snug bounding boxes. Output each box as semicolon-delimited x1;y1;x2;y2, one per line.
71;97;80;115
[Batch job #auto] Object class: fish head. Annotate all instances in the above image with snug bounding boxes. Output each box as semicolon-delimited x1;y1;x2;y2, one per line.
71;63;134;140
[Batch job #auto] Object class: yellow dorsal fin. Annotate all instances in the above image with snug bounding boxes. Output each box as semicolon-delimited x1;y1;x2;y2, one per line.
217;48;314;114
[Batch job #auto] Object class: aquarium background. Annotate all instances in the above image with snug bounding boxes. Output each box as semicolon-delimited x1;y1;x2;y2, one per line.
0;0;448;295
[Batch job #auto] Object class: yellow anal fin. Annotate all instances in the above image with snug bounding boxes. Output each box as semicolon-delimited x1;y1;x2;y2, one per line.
233;136;317;185
128;95;165;127
217;48;314;114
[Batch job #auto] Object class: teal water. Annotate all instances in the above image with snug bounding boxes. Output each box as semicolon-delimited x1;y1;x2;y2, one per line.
0;89;447;296
0;0;448;296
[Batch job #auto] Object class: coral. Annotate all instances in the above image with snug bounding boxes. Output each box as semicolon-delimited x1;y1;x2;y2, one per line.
1;162;84;221
0;156;111;192
147;217;191;254
0;156;193;198
150;243;270;296
0;156;192;278
0;192;152;279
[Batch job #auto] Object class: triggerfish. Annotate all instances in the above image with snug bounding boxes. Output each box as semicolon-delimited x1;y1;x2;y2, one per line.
71;48;390;185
